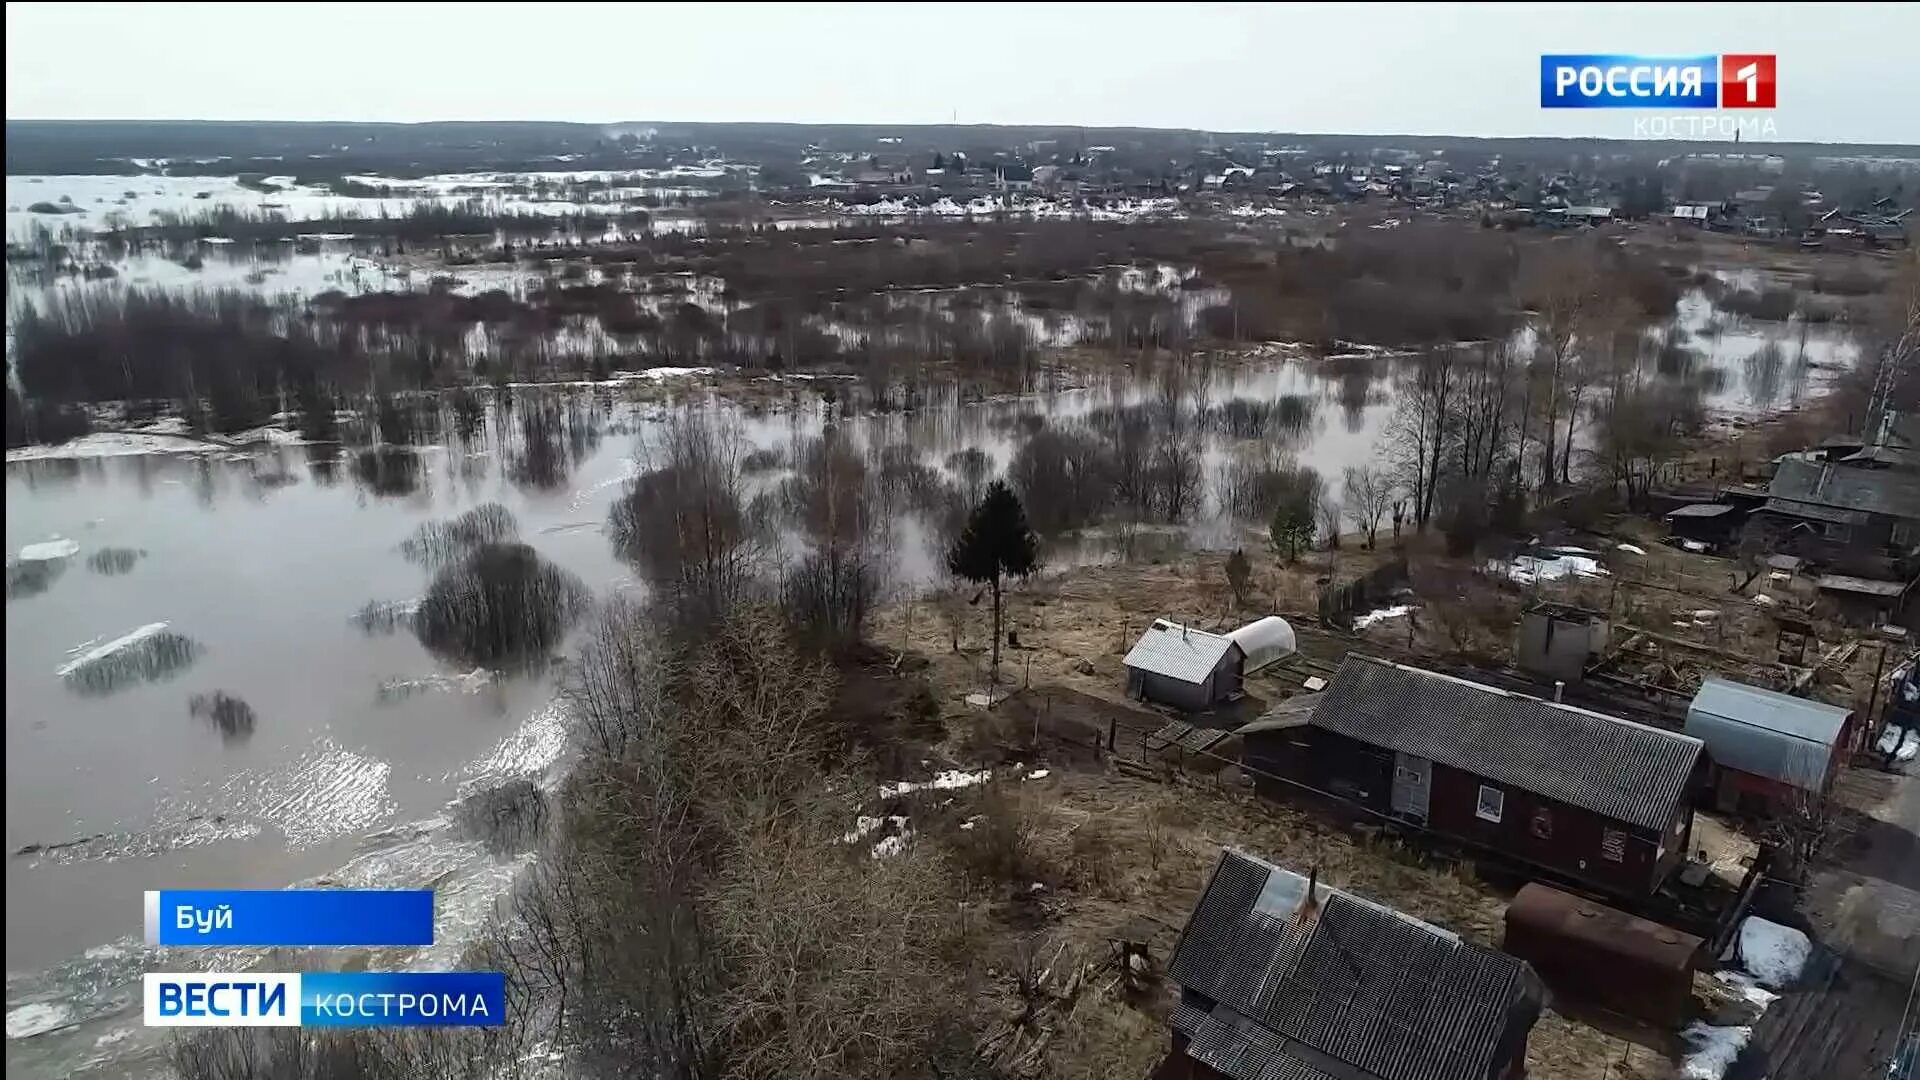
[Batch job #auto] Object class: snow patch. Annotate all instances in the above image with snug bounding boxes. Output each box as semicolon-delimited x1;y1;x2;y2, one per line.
1876;724;1918;762
1739;916;1810;988
1615;543;1648;555
1679;1022;1751;1080
870;833;907;859
1713;970;1780;1009
1485;551;1609;585
1024;769;1050;781
1352;604;1414;630
880;767;995;798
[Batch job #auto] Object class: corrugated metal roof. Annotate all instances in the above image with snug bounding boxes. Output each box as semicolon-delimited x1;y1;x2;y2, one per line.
1667;503;1737;519
1766;458;1920;519
1168;849;1540;1080
1814;574;1908;597
1124;620;1240;685
1310;656;1703;831
1685;678;1850;789
1239;694;1323;735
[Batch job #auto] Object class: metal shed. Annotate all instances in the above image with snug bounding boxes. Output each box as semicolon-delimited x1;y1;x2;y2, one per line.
1685;677;1853;801
1502;882;1700;1028
1225;616;1296;676
1122;620;1244;711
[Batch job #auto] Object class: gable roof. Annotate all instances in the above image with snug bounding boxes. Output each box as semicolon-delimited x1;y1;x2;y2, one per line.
1169;848;1541;1080
1310;656;1703;831
1124;620;1241;685
1765;458;1920;521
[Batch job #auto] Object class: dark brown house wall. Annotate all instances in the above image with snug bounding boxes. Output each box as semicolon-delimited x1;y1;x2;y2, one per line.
1246;726;1393;810
1424;762;1680;895
1246;728;1688;897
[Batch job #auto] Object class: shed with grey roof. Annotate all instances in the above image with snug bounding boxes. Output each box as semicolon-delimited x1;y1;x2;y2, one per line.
1685;677;1855;813
1123;620;1246;711
1242;655;1705;897
1161;848;1543;1080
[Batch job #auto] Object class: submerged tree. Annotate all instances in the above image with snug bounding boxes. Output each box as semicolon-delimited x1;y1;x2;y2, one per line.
945;481;1038;688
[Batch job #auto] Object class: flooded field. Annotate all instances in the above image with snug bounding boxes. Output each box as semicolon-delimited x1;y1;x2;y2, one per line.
2;170;1870;1078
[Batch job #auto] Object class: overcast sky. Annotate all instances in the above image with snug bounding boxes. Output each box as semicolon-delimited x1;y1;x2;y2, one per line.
7;2;1917;144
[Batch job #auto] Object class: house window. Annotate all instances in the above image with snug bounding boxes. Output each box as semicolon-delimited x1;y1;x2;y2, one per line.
1895;521;1918;547
1601;828;1628;863
1531;807;1553;839
1476;785;1504;823
1823;521;1852;542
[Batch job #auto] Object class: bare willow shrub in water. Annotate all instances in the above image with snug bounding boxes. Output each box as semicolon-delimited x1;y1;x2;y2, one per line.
609;407;765;623
399;503;518;567
413;543;589;667
188;691;257;742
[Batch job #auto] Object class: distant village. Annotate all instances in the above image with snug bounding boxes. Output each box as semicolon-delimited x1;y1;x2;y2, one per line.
775;137;1916;248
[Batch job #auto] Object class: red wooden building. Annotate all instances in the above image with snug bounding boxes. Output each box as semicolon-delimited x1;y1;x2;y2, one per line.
1243;655;1707;898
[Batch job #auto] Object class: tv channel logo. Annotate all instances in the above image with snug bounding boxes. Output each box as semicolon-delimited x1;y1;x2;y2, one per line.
1540;55;1775;109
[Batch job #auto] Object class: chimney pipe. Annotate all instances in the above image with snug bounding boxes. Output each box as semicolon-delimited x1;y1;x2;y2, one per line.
1553;680;1565;703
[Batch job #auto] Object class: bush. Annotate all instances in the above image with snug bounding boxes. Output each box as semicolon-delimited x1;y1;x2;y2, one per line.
413;543;589;667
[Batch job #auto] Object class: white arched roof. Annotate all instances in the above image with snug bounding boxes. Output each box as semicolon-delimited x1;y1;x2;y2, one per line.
1228;616;1297;675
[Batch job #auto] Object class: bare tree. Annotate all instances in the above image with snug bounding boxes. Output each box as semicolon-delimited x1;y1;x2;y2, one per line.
1342;465;1394;549
1388;346;1455;530
610;406;766;623
1317;492;1345;550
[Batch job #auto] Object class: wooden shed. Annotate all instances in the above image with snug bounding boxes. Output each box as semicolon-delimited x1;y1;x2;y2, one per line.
1503;882;1701;1028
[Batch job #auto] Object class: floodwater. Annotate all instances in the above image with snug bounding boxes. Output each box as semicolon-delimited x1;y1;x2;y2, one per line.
1;176;1863;1075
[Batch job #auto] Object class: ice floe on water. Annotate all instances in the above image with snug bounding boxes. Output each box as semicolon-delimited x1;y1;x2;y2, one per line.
57;622;203;695
461;698;571;785
377;667;497;703
6;1001;75;1040
11;813;258;865
218;737;395;847
17;538;80;562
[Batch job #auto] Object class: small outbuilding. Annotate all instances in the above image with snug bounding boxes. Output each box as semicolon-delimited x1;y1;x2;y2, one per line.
1685;677;1856;813
1123;620;1244;711
1503;882;1701;1028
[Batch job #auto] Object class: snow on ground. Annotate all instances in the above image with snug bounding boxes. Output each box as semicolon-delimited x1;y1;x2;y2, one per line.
55;623;170;677
1615;542;1648;555
1680;1022;1753;1080
1713;970;1781;1009
17;538;81;561
1739;916;1811;989
1484;551;1609;586
1353;604;1414;630
880;767;997;798
1877;724;1919;763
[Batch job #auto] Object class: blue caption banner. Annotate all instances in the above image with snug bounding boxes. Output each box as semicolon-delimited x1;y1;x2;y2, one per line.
1540;54;1718;109
144;971;505;1027
302;972;506;1027
145;889;434;947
